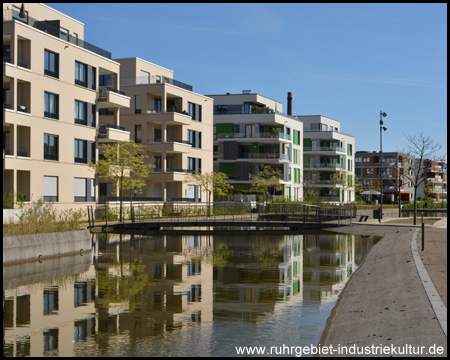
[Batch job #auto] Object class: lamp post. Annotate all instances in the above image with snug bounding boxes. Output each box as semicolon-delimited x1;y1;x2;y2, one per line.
379;111;387;223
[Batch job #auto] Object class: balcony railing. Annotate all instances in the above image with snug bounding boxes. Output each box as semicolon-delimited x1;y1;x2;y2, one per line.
304;163;342;169
3;9;112;59
304;146;345;153
215;132;285;140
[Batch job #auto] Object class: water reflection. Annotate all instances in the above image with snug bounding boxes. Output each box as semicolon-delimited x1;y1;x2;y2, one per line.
3;231;379;357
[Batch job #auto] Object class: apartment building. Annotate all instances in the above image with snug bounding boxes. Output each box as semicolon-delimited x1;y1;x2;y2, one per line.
301;116;355;203
417;159;447;202
355;151;415;203
3;3;130;211
106;57;214;202
209;91;303;201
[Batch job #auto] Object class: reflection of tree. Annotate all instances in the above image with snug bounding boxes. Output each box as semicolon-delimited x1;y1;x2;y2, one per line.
95;258;154;313
251;240;283;266
212;243;234;267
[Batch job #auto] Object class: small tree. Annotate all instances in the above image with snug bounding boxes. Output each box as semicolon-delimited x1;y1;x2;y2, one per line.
184;171;234;215
332;170;361;204
249;165;283;202
302;171;321;204
403;133;442;225
89;140;153;222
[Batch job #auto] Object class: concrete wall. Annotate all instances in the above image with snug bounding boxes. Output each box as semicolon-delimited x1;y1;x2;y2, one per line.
3;229;91;265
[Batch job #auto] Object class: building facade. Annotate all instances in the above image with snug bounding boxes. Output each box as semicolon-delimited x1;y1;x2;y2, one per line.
300;116;355;203
3;3;130;211
417;159;447;202
355;151;415;203
210;92;303;201
109;57;214;202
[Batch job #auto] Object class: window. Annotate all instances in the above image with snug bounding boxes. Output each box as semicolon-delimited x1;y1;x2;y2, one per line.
44;50;59;78
154;98;161;112
43;176;58;202
74;178;87;202
156;75;161;83
135;125;142;143
188;102;195;118
75;61;87;87
188;157;201;174
154;128;162;142
75;100;87;125
44;92;59;119
74;139;87;163
72;33;78;45
135;95;141;114
188;130;201;148
44;134;59;161
140;70;150;84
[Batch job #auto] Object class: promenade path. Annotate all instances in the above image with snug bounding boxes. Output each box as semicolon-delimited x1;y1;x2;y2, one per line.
319;217;447;357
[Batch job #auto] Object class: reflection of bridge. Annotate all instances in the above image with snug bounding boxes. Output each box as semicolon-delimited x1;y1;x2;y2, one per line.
87;203;354;231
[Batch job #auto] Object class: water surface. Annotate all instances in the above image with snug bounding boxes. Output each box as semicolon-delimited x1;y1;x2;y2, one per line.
3;230;380;357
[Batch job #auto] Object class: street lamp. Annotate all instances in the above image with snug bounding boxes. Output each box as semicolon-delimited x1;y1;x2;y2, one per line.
379;111;387;223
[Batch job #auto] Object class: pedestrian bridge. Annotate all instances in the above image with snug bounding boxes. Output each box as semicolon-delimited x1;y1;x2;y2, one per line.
87;202;354;232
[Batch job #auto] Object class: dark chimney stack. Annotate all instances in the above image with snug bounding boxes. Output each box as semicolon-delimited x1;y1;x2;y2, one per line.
287;92;293;116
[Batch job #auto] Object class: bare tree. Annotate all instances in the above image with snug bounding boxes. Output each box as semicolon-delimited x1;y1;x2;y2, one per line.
403;133;442;225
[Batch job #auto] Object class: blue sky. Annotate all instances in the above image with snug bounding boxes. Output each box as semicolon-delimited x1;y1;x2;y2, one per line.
47;3;447;156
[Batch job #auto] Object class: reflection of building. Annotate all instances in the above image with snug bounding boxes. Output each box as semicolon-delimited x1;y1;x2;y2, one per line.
213;235;304;319
94;233;214;355
3;254;96;357
302;232;355;303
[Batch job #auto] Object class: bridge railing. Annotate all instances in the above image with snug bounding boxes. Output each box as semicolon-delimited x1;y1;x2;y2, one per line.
87;202;353;228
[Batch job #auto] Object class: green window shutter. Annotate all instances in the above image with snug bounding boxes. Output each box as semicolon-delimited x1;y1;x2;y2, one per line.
293;130;299;145
304;138;311;148
252;142;259;154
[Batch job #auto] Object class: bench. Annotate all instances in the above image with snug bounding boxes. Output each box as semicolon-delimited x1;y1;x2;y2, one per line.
358;215;369;222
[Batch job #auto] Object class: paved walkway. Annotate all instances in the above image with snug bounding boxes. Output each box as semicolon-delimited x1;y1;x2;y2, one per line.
319;216;447;357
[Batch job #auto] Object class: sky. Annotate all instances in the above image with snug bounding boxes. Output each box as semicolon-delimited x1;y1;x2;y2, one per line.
47;3;447;157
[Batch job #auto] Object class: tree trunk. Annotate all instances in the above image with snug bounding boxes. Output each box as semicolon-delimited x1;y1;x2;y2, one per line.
119;180;123;223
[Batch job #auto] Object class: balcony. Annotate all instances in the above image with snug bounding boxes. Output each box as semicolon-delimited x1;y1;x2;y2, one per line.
304;163;342;170
3;9;112;59
303;146;345;153
143;110;193;126
215;131;288;141
145;138;192;153
97;87;130;109
98;124;130;143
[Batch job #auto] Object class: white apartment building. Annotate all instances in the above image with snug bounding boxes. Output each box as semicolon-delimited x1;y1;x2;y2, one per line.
107;57;214;202
300;115;355;203
3;3;130;212
210;91;303;201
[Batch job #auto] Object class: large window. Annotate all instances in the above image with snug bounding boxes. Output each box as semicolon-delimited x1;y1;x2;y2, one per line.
135;95;141;114
188;102;202;122
74;139;87;164
75;100;87;125
44;49;59;78
188;157;201;174
43;176;58;202
188;130;201;148
44;92;59;119
74;178;95;202
75;61;87;87
44;134;59;161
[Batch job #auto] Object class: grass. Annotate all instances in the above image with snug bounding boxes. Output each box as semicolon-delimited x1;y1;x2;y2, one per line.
3;207;87;237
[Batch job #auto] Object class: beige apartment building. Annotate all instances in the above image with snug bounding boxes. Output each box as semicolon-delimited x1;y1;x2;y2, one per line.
3;3;130;212
102;57;214;202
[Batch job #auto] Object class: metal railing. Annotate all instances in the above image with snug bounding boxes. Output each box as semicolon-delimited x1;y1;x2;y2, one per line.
87;202;354;229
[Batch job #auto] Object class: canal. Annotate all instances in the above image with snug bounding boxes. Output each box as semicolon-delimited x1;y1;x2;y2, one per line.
3;230;380;357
